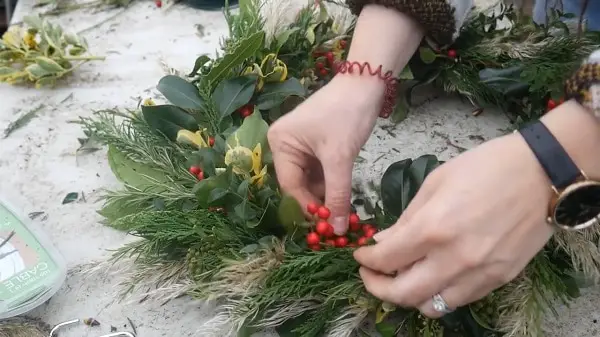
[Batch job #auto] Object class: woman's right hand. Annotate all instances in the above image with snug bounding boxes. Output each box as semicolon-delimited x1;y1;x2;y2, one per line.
267;75;385;234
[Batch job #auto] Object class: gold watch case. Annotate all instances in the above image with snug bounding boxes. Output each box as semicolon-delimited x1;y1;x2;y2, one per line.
548;171;600;230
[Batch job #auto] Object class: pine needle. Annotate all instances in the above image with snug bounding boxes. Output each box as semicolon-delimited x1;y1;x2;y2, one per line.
3;104;45;138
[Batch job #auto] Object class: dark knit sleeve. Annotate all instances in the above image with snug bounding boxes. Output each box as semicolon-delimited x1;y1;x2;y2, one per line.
565;50;600;118
345;0;473;45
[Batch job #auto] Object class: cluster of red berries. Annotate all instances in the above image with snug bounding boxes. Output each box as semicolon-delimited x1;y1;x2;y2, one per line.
305;202;377;251
189;166;205;181
546;97;565;111
313;40;347;78
238;104;254;118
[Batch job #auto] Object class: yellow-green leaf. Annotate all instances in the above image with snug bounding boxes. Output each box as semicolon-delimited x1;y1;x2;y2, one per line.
35;56;64;73
25;64;54;79
398;66;414;80
419;47;437;64
35;76;57;88
107;145;167;189
226;108;269;151
305;24;317;45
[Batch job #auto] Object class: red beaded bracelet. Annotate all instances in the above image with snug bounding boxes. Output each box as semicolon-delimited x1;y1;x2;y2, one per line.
333;61;399;118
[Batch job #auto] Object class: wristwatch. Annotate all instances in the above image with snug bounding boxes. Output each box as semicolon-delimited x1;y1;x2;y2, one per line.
518;121;600;230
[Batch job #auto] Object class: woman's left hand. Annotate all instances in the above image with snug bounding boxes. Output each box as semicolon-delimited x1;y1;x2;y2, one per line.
353;132;556;318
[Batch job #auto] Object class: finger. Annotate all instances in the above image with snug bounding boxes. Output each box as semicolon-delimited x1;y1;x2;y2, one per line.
273;152;319;209
359;267;399;304
353;211;434;275
417;270;499;318
321;155;354;235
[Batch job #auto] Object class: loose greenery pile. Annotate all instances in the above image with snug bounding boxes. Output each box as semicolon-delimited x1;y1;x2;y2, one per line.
80;1;600;336
0;15;104;87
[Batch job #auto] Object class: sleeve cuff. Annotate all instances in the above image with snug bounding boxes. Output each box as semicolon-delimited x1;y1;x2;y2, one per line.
565;49;600;118
345;0;473;45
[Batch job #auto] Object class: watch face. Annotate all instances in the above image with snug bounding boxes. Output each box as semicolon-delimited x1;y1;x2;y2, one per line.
554;181;600;230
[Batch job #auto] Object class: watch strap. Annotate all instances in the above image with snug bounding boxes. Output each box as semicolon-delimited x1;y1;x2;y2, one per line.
518;121;581;189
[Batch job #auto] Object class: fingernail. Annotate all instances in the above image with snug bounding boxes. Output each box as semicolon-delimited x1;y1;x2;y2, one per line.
373;228;391;242
332;216;348;235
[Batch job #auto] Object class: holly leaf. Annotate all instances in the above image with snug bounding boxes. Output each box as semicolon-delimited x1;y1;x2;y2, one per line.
204;31;265;89
226;109;269;152
106;145;167;189
141;104;198;140
277;194;306;237
419;47;437;64
256;78;306;110
157;75;205;110
380;159;415;218
212;75;257;119
188;54;211;77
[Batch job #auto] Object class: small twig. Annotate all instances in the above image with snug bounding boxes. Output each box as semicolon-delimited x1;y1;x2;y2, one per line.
77;8;128;34
3;104;45;138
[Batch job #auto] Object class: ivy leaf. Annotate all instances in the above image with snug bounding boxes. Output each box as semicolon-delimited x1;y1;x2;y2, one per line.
204;31;265;88
188;54;211;77
256;78;305;110
106;145;167;189
375;322;396;337
277;194;306;237
212;75;257;119
380;159;415;218
157;75;205;110
141;104;198;141
409;155;440;187
419;47;437;64
62;192;79;204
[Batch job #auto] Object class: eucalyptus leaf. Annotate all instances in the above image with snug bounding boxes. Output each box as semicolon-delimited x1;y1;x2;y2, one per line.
106;145;167;189
256;78;305;110
141;104;198;141
226;109;269;151
157;75;205;110
277;194;306;237
235;199;258;221
194;173;231;208
25;64;54;79
35;56;64;73
212;76;257;119
205;31;265;88
419;47;437;64
208;188;229;203
375;322;396;337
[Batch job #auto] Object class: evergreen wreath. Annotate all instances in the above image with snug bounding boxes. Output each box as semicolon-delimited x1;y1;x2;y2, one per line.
79;1;600;336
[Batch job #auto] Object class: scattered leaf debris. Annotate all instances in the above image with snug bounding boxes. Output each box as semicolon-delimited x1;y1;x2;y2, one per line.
28;211;45;220
3;104;45;138
83;318;100;327
62;192;79;204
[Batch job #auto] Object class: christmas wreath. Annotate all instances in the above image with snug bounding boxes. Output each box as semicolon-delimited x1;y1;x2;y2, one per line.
80;1;600;337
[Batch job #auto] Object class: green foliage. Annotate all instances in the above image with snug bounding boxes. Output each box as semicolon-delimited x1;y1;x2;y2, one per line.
212;75;257;119
107;145;167;189
256;78;306;110
157;75;205;111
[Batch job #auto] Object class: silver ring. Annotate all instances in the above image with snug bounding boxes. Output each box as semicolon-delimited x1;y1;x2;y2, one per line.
432;293;453;314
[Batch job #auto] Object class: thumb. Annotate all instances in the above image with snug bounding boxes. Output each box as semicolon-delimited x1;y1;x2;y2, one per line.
322;157;354;235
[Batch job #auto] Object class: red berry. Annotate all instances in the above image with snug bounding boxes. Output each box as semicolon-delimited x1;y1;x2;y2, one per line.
306;232;320;245
447;49;457;58
325;239;336;246
348;213;360;231
348;243;357;247
197;171;205;181
357;236;369;246
319;68;328;77
324;225;334;238
362;224;375;233
315;62;324;69
335;236;349;248
317;206;331;220
189;166;201;175
155;0;162;7
208;137;215;147
307;202;319;214
547;99;557;111
325;52;334;63
339;40;347;49
349;222;361;232
240;104;253;118
310;244;321;251
316;220;333;236
364;228;377;238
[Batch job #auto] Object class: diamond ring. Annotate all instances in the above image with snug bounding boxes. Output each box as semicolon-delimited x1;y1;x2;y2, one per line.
432;293;453;314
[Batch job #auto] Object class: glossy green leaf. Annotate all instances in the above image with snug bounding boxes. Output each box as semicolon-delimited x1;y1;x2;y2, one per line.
256;78;306;110
188;54;211;77
141;104;198;140
375;322;396;337
277;194;306;237
237;179;250;196
212;76;257;119
409;155;440;187
193;173;231;208
208;188;228;203
275;27;300;51
62;192;79;204
204;31;264;88
419;47;437;64
157;75;205;110
380;159;414;218
235;199;258;221
106;145;167;188
390;94;409;124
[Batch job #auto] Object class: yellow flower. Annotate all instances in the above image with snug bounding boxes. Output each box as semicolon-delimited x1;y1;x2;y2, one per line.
224;135;268;187
176;129;209;148
142;98;155;106
23;32;37;49
260;53;288;83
